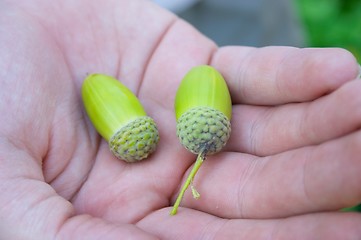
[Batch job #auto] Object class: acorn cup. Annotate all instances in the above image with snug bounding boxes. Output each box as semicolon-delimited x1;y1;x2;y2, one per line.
81;74;159;163
170;65;232;215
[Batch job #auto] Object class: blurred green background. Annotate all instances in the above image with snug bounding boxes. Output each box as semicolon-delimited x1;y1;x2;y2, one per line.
296;0;361;61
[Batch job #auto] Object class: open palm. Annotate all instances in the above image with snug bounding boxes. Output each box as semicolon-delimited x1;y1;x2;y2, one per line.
1;1;361;239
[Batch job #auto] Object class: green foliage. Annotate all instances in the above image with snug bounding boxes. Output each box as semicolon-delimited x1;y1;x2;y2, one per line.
342;203;361;212
296;0;361;61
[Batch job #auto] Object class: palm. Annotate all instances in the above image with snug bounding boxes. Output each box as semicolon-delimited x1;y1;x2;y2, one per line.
1;1;361;239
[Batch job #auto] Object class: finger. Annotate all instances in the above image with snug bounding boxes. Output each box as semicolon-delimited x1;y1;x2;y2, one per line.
139;208;361;240
173;130;361;219
211;46;359;105
226;79;361;156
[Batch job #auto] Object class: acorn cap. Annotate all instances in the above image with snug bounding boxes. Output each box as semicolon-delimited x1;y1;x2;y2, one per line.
176;106;231;155
109;116;159;162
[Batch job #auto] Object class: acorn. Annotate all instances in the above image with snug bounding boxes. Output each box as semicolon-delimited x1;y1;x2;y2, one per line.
170;65;232;215
81;73;159;162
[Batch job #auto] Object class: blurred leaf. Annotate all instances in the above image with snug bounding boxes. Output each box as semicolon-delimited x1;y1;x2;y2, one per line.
342;203;361;212
296;0;361;61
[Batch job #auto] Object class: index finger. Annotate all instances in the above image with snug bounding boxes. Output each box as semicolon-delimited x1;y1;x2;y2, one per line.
211;46;359;105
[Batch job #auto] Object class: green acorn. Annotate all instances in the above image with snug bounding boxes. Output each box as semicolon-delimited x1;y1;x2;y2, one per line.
81;73;159;162
171;65;232;215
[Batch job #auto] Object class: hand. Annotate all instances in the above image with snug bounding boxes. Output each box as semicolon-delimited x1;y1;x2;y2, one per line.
1;1;360;239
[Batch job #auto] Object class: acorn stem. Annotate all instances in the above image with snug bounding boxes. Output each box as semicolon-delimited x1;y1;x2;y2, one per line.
170;149;206;216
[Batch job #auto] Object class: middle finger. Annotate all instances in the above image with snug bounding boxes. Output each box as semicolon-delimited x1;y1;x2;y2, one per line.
227;79;361;156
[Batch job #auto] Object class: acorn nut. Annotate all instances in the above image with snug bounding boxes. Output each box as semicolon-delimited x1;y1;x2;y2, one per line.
81;74;159;162
171;65;232;215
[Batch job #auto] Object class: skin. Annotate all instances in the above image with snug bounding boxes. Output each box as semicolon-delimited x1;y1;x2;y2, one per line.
0;0;361;239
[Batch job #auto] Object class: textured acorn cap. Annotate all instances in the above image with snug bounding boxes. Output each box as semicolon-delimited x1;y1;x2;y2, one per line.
110;116;159;162
177;106;231;155
82;73;159;162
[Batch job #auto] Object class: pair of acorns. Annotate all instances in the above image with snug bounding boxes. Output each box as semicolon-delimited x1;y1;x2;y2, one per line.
82;65;232;215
